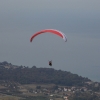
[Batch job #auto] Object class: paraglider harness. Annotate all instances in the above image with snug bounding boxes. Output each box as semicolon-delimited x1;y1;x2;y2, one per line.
49;61;52;66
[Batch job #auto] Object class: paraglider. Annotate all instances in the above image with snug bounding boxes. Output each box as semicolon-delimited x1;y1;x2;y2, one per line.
30;29;67;42
49;60;52;66
30;29;67;66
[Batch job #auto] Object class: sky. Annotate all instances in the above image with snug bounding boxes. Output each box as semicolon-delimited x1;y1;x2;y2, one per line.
0;0;100;82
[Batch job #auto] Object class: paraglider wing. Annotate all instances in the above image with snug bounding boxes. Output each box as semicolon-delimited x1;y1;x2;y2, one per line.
30;29;67;42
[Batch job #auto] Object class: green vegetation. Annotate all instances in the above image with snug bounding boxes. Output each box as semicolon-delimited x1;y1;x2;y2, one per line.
68;92;99;100
0;95;21;100
0;61;100;100
20;96;49;100
0;61;90;86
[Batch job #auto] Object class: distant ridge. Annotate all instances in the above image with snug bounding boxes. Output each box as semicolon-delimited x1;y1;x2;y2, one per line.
0;61;91;86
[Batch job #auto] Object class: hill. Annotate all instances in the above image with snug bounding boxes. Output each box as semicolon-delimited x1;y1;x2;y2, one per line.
0;61;90;86
1;61;100;100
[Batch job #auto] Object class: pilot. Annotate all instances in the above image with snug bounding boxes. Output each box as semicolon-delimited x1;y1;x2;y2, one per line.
49;61;52;66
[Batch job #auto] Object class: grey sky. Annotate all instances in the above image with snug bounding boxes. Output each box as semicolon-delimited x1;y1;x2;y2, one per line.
0;0;100;82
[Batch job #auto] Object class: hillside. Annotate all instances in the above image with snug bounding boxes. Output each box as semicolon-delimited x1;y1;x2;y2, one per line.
0;61;100;100
0;61;90;86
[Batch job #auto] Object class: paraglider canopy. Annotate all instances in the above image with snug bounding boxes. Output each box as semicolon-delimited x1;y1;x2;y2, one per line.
30;29;67;42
